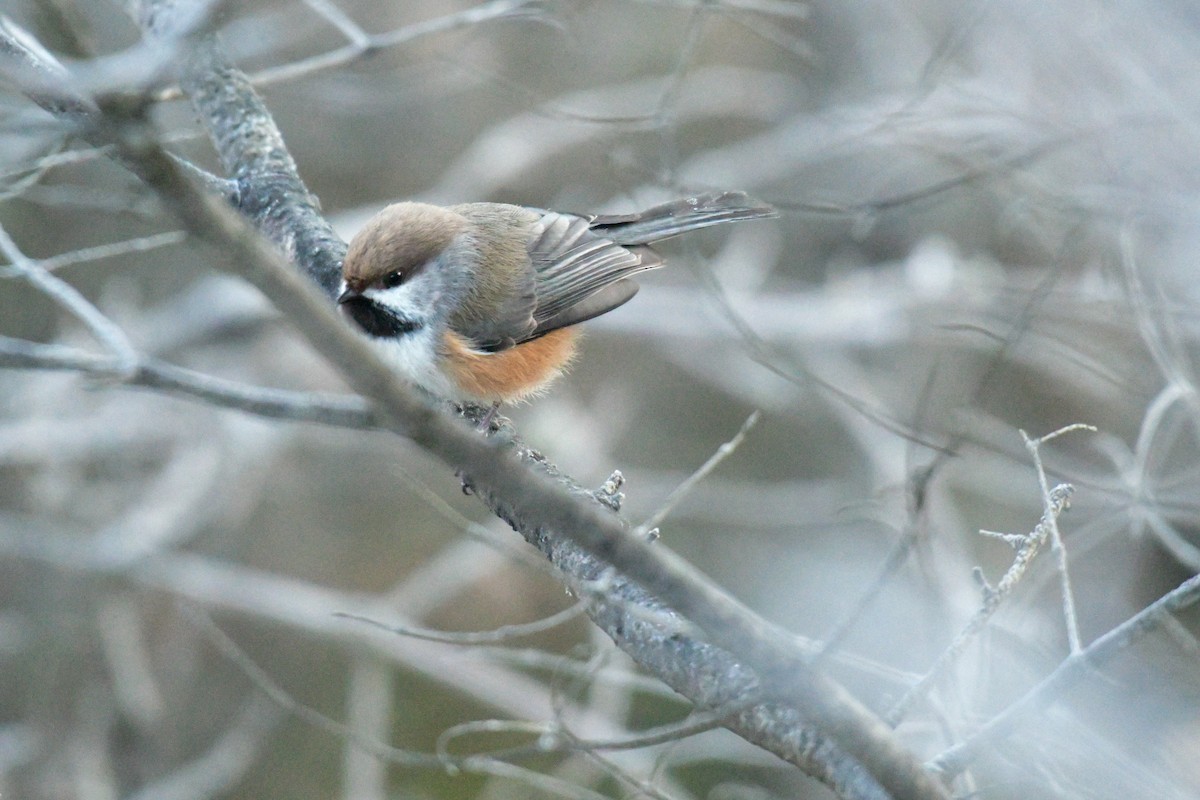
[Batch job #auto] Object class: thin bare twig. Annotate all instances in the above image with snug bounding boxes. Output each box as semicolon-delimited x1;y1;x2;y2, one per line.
123;695;283;800
187;606;665;800
433;719;683;800
299;0;370;47
636;410;760;538
201;0;545;95
0;224;138;376
885;424;1092;725
1021;424;1095;653
0;336;377;428
0;16;234;196
181;603;454;769
0;130;203;190
453;758;618;800
433;708;734;757
687;255;951;453
334;601;588;646
929;570;1200;776
631;0;809;18
40;231;186;273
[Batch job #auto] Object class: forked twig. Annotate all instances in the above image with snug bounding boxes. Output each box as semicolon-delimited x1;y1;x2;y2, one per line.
886;424;1093;725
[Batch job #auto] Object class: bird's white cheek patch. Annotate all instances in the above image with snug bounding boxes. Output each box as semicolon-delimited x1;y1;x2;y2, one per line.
366;286;425;319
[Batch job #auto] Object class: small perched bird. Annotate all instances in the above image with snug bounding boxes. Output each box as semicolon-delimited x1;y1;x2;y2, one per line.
337;191;774;405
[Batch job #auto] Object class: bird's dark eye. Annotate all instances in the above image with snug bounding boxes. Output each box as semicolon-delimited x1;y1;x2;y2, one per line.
381;271;404;289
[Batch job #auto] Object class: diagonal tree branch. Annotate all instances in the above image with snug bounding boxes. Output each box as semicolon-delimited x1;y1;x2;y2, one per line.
102;105;912;799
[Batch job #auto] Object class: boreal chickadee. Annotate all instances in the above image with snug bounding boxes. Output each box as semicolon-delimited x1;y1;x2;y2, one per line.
337;191;775;404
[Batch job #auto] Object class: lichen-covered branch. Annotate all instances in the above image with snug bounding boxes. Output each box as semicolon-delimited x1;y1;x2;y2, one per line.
177;41;346;296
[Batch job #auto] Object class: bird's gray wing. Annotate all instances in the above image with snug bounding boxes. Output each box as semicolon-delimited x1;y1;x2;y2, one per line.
458;194;771;347
525;210;663;338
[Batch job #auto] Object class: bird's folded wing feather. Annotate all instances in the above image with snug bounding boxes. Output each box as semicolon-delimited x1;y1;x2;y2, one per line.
526;211;662;337
454;193;772;349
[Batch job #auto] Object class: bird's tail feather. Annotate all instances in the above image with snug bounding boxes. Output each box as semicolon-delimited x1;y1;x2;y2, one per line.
592;191;776;245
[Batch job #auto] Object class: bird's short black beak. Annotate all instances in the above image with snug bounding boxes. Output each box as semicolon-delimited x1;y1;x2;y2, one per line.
337;287;358;305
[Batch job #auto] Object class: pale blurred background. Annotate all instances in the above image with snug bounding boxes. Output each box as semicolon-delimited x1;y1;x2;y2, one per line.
2;1;1200;798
